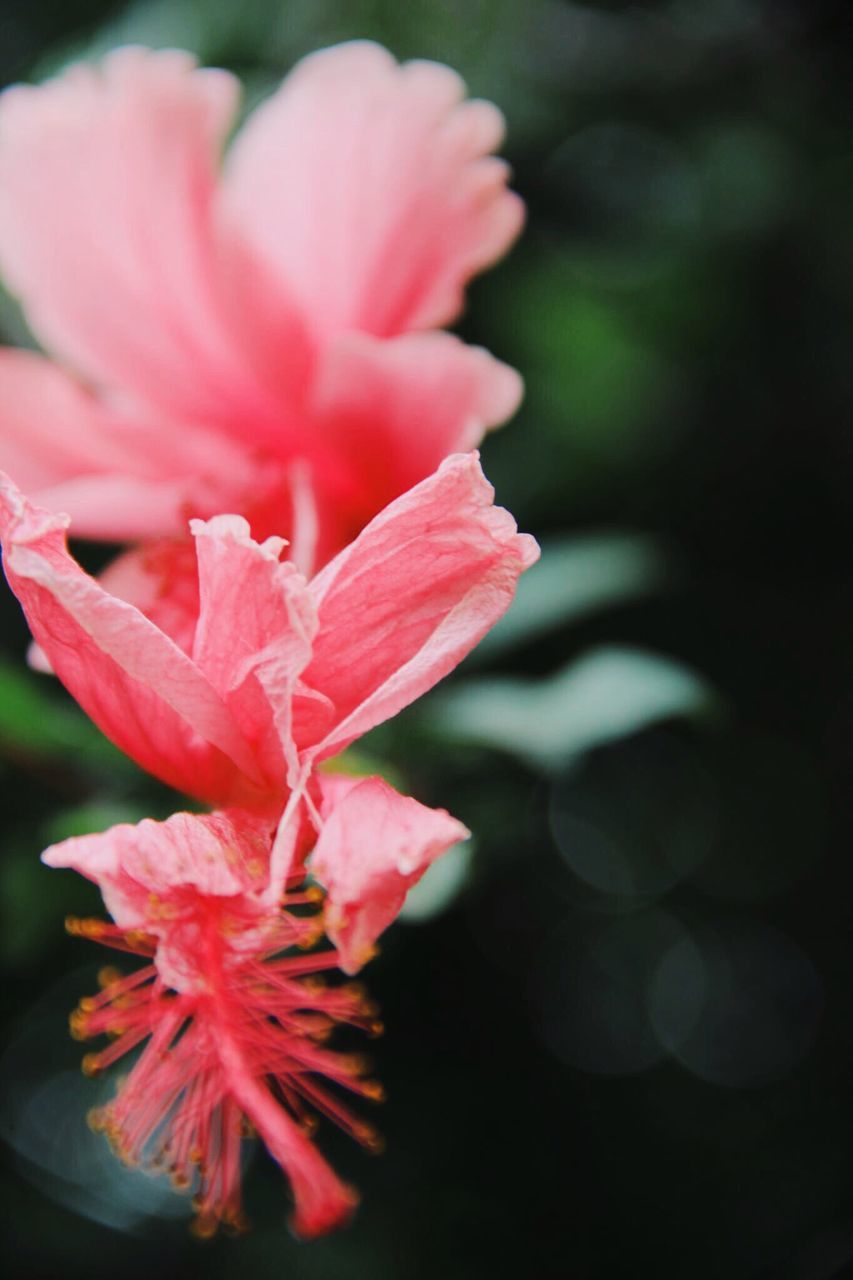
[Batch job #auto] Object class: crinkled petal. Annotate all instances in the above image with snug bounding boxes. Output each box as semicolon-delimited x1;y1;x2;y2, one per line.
42;820;145;931
43;809;272;907
191;515;329;790
191;516;314;696
0;47;295;430
302;452;539;759
311;773;469;973
222;40;523;339
0;475;263;804
44;808;279;991
43;808;270;913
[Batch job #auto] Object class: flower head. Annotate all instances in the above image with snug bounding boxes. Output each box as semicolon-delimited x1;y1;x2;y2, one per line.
0;458;536;1230
42;770;469;1233
0;41;523;628
49;810;387;1238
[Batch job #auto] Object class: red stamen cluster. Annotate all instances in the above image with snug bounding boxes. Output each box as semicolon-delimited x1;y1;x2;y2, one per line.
65;888;384;1238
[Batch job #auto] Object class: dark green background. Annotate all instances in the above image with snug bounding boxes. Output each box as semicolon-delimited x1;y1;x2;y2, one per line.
1;2;852;1277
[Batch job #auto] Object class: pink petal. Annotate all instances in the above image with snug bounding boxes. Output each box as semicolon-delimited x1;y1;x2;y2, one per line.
42;808;270;919
311;774;469;974
42;821;145;931
44;808;279;991
0;475;263;804
0;47;294;429
0;347;281;540
36;426;274;543
309;331;522;554
222;40;524;339
0;348;229;540
0;348;137;493
33;474;211;542
301;452;539;759
96;542;200;654
191;515;327;783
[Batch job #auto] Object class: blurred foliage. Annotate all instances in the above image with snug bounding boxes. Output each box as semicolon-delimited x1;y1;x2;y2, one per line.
1;1;853;1278
0;657;130;770
472;531;670;659
428;645;716;769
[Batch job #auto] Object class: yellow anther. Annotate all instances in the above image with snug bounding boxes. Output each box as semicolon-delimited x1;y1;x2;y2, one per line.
356;1125;385;1154
297;922;324;950
87;1107;107;1133
190;1214;218;1241
98;966;121;988
223;1209;250;1237
81;1053;102;1078
66;916;106;938
340;1052;370;1076
69;1009;90;1041
147;895;178;921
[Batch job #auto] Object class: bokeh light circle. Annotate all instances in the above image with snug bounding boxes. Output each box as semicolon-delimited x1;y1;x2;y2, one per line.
549;730;716;900
531;908;687;1076
648;921;824;1087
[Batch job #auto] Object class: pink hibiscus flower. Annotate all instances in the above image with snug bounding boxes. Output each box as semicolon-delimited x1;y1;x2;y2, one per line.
0;41;523;643
49;801;465;1239
0;455;537;1233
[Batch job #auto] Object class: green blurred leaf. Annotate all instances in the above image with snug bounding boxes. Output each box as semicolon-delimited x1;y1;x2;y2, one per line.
473;532;669;660
0;852;57;964
506;264;680;450
428;646;718;771
41;799;150;846
0;847;97;964
698;121;798;238
0;658;129;771
319;747;407;793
